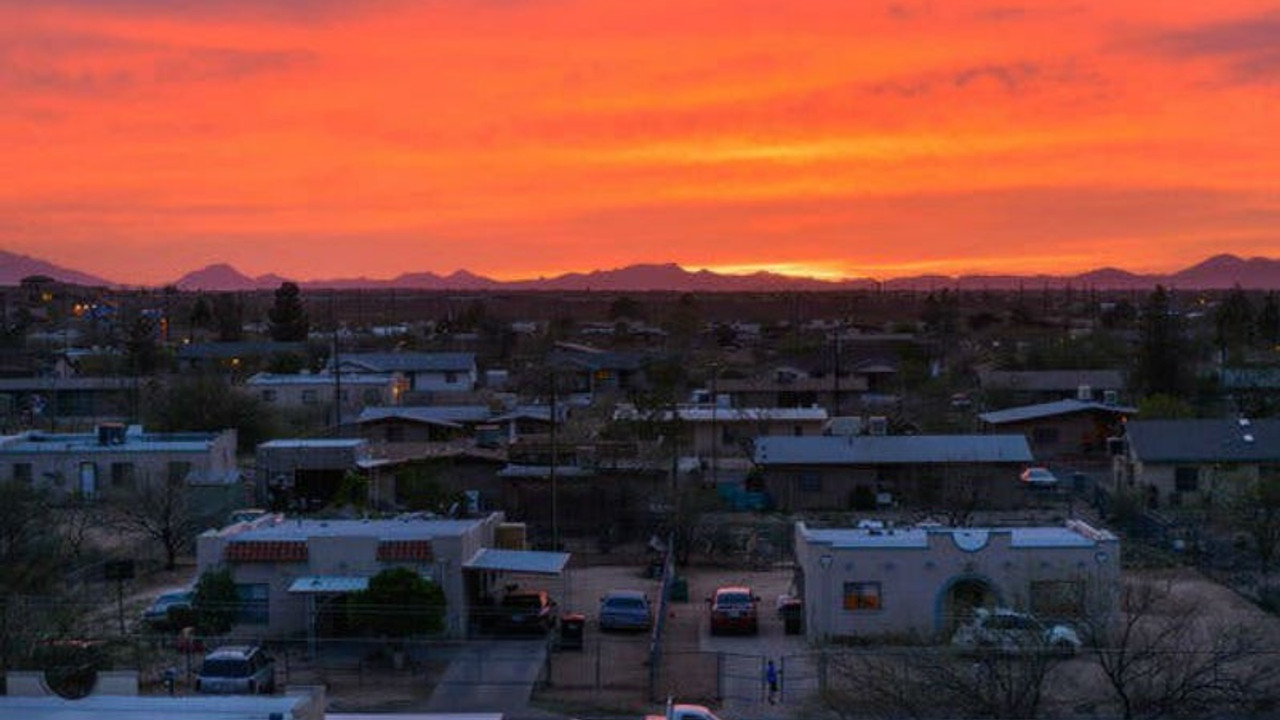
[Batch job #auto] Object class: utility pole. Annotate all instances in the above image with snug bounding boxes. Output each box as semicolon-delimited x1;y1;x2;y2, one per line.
549;369;558;551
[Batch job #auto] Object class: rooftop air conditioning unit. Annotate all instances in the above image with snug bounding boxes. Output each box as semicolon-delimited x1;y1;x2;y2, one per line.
1077;384;1093;401
1103;390;1118;405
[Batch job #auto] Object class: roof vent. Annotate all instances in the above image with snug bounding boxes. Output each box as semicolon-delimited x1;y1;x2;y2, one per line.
1240;418;1252;428
1243;434;1255;443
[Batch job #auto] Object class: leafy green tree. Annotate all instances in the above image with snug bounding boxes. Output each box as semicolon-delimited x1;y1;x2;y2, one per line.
124;313;162;375
192;568;240;636
1136;393;1195;419
348;567;446;638
1230;469;1280;574
144;374;277;452
268;282;310;342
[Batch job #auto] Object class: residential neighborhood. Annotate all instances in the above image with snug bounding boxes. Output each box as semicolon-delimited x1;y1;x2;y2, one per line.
2;278;1280;720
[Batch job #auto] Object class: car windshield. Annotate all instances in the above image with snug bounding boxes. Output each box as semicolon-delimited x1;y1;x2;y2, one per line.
717;592;751;605
202;659;251;678
605;597;646;609
156;591;191;605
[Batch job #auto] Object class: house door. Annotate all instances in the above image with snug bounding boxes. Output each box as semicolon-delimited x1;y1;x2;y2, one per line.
937;576;999;637
79;462;97;498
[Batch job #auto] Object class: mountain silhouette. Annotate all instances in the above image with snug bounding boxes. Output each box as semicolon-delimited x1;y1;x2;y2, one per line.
3;250;1280;291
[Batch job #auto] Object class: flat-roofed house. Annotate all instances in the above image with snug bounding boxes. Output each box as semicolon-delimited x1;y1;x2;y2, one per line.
755;434;1033;512
795;519;1120;642
979;398;1136;463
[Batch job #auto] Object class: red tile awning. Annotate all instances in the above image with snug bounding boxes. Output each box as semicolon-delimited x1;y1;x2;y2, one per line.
225;540;308;563
377;540;434;562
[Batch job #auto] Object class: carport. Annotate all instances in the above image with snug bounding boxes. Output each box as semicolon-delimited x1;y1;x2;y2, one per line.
462;548;572;636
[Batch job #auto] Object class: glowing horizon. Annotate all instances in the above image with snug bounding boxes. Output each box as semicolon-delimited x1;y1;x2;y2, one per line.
1;1;1277;285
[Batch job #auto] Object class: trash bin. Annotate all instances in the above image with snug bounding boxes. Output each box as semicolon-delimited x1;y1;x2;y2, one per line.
670;577;689;602
560;613;585;650
780;599;804;635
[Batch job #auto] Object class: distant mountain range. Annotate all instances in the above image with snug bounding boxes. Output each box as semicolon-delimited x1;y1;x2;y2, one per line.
3;249;1280;292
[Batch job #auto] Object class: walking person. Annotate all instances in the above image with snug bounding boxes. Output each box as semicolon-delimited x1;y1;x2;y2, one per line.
765;659;779;704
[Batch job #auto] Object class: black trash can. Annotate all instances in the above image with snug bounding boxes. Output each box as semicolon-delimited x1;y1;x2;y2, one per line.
780;599;804;635
560;613;585;650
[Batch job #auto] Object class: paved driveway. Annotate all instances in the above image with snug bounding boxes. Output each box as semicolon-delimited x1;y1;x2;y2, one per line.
425;639;549;713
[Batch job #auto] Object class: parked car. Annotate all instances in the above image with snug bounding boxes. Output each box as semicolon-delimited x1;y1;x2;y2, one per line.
195;645;277;694
1020;467;1059;486
951;607;1082;654
500;590;557;634
140;588;194;628
707;586;760;636
599;589;653;632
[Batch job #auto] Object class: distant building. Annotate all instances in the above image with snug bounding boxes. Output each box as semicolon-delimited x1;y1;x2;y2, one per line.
332;352;477;394
795;519;1121;642
256;438;371;511
1113;418;1280;509
979;398;1136;463
0;424;238;498
247;372;400;416
978;369;1126;406
755;434;1033;512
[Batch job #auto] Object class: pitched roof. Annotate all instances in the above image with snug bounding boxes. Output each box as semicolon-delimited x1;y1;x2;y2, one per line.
754;434;1033;465
979;398;1138;425
356;405;492;427
1125;419;1280;463
978;369;1126;392
336;352;475;373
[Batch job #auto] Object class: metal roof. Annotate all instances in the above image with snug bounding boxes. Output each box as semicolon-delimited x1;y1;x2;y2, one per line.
463;548;570;575
257;438;367;449
288;575;371;594
335;352;475;373
979;398;1137;425
1125;419;1280;463
356;405;492;426
0;429;227;454
246;372;389;386
978;369;1126;392
754;434;1033;465
0;693;310;719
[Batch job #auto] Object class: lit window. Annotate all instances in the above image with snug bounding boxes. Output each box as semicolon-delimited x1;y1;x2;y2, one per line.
843;582;881;611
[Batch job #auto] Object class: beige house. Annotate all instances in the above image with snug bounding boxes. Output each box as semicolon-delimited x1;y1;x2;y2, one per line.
795;520;1120;643
196;512;570;640
1113;418;1280;509
246;372;401;416
0;424;238;497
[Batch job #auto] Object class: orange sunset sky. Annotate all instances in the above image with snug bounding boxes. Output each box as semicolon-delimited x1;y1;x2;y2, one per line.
1;0;1278;285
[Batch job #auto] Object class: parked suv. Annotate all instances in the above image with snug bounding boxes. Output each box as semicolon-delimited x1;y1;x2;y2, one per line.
951;607;1081;654
195;645;276;694
707;586;759;636
500;590;557;635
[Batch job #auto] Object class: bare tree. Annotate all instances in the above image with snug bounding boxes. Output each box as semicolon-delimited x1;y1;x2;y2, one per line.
823;645;1065;719
106;475;197;571
1084;577;1278;719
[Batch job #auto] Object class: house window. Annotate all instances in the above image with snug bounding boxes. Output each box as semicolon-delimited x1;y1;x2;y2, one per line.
110;462;135;489
1032;427;1060;445
261;390;277;403
12;463;31;484
445;371;458;384
301;389;318;405
799;472;822;493
842;582;881;611
1030;580;1084;618
793;425;803;436
363;388;381;404
386;425;405;443
235;583;270;624
168;461;192;486
1175;466;1199;493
